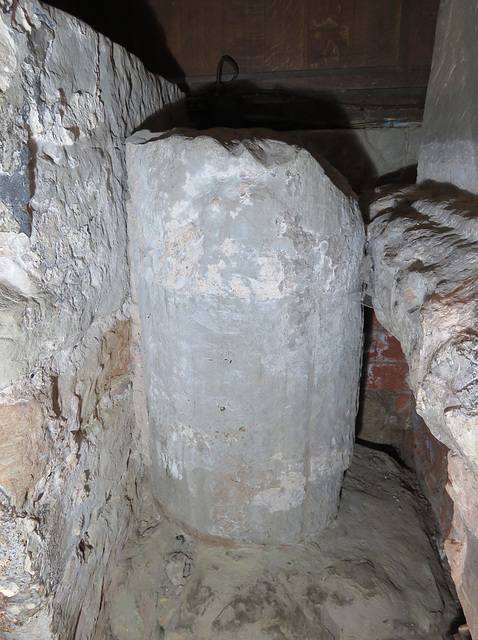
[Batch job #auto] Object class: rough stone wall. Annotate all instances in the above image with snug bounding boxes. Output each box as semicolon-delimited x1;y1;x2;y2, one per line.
446;451;478;636
367;183;478;638
417;0;478;194
0;1;184;637
413;2;478;630
408;411;453;536
0;0;182;387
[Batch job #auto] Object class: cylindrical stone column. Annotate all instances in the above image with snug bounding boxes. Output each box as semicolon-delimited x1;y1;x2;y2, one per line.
127;129;364;544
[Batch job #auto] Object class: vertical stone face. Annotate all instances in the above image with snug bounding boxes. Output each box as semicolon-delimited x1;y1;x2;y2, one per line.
0;0;184;388
414;4;478;631
417;0;478;193
128;129;365;544
446;452;478;634
0;1;184;637
367;183;478;639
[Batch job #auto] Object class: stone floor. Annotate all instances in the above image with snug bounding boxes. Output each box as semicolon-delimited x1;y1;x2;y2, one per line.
102;443;462;640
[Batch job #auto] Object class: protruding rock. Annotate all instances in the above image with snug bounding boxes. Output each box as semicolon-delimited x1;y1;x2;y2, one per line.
368;183;478;474
367;182;478;638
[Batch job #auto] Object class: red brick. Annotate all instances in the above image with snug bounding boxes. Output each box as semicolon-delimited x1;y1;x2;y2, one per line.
408;413;452;537
365;362;410;392
371;312;383;327
368;332;406;362
395;394;412;414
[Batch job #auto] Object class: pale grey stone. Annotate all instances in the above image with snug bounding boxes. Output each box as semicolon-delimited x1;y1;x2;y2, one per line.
0;1;184;638
281;126;421;190
0;0;184;388
417;0;478;194
127;128;365;544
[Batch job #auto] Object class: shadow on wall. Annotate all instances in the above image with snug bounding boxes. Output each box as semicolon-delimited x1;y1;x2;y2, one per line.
144;81;383;194
41;0;385;194
190;80;375;185
42;0;188;91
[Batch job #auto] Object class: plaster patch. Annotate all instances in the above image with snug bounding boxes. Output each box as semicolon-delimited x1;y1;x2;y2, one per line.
156;223;204;290
221;238;239;257
227;276;251;300
251;471;306;513
250;254;287;300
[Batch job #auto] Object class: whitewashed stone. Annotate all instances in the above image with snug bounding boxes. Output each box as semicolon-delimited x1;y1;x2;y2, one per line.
0;1;184;638
417;0;478;194
127;129;365;544
0;0;184;388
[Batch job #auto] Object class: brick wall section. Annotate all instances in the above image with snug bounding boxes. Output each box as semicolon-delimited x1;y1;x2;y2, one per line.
360;310;452;537
406;412;453;537
366;311;411;393
359;310;413;449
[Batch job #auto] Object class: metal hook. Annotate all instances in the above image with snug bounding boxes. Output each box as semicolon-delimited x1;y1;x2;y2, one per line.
215;55;239;94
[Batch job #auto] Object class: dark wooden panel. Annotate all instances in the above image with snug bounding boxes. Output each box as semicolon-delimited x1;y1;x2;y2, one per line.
148;0;184;77
147;0;438;124
308;0;403;69
149;0;438;80
179;0;224;76
399;0;440;69
222;0;265;74
307;0;355;68
186;83;428;128
263;0;307;72
187;66;432;93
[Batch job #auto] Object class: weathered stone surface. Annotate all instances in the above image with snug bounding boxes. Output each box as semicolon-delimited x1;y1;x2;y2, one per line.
104;444;460;640
0;398;48;509
446;452;478;640
289;126;421;191
417;0;478;194
0;313;141;639
0;0;184;388
413;4;478;631
0;1;184;637
367;182;478;637
367;184;478;471
223;126;421;193
127;129;365;544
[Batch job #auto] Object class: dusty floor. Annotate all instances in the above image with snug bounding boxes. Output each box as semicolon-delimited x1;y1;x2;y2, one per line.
102;444;462;640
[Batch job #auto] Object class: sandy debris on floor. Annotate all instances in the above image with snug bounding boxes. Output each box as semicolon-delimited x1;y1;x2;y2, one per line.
102;444;461;640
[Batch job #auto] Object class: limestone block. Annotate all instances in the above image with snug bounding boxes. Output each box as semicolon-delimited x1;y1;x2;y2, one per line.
418;0;478;193
367;184;478;475
0;0;184;388
128;129;365;544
